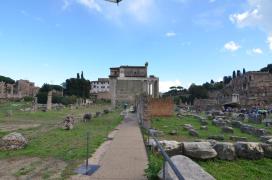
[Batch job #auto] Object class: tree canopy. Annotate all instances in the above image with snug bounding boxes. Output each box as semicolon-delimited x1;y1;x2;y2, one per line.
64;72;91;98
0;75;15;84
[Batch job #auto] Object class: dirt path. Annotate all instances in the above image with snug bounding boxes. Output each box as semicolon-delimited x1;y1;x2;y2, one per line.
72;113;148;180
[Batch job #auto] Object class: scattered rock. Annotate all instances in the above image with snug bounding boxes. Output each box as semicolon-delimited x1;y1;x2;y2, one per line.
261;143;272;158
222;126;234;134
63;116;75;130
189;129;199;137
103;109;109;114
0;132;27;150
255;129;267;137
169;130;177;136
200;126;208;130
231;121;242;128
95;112;102;117
260;136;272;143
230;136;248;142
208;135;224;141
149;129;163;137
83;113;92;122
235;142;264;160
213;142;236;160
267;139;272;144
183;124;193;131
158;155;215;180
200;120;208;126
212;119;226;127
159;140;182;156
182;142;217;160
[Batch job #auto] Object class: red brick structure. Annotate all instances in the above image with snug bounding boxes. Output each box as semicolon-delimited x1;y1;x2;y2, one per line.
148;97;174;117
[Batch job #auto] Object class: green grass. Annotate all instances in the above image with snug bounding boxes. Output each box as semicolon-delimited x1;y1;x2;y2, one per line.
145;115;272;180
198;158;272;180
145;151;163;180
151;116;261;142
0;101;122;178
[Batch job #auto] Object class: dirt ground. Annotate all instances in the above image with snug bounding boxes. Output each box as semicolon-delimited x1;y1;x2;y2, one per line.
0;157;67;180
0;124;41;132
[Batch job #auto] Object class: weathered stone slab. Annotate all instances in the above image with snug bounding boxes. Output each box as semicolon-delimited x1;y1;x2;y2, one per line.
214;142;236;160
260;143;272;158
182;142;217;160
158;155;215;180
235;142;264;160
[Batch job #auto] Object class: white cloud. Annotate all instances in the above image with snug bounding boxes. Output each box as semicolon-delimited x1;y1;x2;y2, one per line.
62;0;71;10
252;48;263;54
77;0;101;12
209;0;216;3
229;9;261;28
159;80;182;93
61;0;155;23
165;32;176;37
224;41;241;52
230;0;272;50
268;35;272;50
127;0;155;22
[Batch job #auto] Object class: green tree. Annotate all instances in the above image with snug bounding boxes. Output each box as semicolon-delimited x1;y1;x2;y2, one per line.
232;71;236;79
243;68;246;74
0;75;15;84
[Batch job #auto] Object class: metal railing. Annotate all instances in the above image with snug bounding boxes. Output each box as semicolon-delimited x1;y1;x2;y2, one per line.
148;130;185;180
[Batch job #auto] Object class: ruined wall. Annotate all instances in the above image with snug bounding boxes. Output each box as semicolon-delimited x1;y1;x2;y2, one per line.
96;91;111;100
148;97;174;117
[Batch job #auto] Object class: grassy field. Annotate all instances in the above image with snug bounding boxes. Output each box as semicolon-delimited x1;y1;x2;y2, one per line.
144;115;272;180
150;115;269;142
0;101;122;179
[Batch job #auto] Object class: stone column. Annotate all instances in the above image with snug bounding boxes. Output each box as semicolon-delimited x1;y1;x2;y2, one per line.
47;91;52;111
10;85;14;96
33;97;38;112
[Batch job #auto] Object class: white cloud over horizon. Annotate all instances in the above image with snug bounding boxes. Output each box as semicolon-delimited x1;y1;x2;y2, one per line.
160;80;182;93
230;0;272;50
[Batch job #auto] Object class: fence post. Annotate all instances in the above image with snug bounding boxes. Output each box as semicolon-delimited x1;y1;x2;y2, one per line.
85;132;90;175
163;159;166;180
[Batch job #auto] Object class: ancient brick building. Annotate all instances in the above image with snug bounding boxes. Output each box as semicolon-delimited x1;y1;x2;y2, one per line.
109;63;159;107
219;71;272;106
0;80;39;99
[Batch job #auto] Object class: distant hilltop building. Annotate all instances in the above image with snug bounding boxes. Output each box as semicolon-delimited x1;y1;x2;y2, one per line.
90;78;111;100
195;71;272;110
219;71;272;106
109;63;159;107
0;79;39;99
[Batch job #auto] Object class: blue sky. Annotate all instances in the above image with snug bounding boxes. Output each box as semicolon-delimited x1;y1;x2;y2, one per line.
0;0;272;92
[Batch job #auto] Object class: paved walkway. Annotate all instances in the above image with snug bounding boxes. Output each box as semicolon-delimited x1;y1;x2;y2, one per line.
74;113;148;180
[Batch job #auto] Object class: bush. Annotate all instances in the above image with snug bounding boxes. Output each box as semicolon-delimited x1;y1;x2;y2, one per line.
145;152;163;180
37;92;47;104
60;96;77;105
23;96;34;102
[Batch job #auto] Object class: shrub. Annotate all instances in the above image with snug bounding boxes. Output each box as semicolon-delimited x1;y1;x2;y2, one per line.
23;96;34;102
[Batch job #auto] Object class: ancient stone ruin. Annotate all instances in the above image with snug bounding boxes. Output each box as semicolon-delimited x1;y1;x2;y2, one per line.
63;116;75;130
0;132;28;150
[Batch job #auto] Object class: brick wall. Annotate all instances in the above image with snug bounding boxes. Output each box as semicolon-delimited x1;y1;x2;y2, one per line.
148;97;174;117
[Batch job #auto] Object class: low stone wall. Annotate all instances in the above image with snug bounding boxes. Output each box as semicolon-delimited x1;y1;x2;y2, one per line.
149;140;272;161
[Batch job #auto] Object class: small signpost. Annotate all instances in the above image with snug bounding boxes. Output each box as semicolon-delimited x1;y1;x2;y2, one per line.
75;132;100;176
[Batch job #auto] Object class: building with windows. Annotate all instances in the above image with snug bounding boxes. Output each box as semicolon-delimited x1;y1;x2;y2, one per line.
109;63;159;107
90;78;111;100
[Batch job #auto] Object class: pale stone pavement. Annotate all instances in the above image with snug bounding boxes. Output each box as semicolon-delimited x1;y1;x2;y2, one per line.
72;113;148;180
